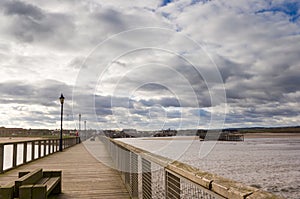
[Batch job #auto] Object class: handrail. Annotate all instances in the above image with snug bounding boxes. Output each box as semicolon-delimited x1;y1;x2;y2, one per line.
0;137;81;173
103;137;284;199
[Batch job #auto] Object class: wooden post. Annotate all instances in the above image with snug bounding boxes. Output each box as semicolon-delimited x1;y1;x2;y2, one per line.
13;143;18;168
0;144;4;173
125;149;130;187
130;152;138;198
48;140;52;154
31;141;35;161
23;142;27;164
38;141;41;158
142;158;152;199
56;139;59;152
43;140;46;156
165;170;180;199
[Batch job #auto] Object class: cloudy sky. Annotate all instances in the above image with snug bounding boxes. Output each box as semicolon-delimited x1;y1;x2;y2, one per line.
0;0;299;130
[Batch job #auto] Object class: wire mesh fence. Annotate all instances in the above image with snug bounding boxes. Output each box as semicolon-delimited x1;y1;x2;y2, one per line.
101;136;281;199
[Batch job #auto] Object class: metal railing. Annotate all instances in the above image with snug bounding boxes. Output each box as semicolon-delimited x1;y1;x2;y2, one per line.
101;136;283;199
0;137;80;173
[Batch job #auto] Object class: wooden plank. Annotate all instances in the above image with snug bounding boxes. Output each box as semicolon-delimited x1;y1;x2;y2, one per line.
19;185;33;199
0;181;14;199
45;177;61;195
0;140;129;198
0;144;4;173
43;171;62;178
32;184;47;199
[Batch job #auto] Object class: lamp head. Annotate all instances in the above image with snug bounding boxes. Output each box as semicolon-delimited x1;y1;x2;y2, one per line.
59;94;65;104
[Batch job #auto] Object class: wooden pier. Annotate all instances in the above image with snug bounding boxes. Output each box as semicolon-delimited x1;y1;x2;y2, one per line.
0;139;129;198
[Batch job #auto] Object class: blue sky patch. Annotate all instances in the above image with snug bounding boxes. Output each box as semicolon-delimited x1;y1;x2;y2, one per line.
256;2;300;22
161;0;173;7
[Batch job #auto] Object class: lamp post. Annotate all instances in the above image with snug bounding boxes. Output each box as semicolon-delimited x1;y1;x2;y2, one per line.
59;94;65;152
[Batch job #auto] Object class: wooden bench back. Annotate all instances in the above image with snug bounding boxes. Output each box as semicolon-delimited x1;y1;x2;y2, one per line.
15;168;43;197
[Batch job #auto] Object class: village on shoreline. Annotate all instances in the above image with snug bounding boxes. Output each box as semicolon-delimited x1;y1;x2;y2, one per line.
1;126;300;141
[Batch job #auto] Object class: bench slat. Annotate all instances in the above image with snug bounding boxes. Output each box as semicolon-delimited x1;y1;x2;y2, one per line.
37;177;50;184
44;177;61;195
43;171;62;178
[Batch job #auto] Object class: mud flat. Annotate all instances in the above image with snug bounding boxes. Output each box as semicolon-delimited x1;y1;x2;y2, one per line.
142;136;199;140
119;136;300;199
243;132;300;138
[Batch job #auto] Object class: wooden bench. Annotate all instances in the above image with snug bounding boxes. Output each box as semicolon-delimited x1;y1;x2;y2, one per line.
0;168;61;199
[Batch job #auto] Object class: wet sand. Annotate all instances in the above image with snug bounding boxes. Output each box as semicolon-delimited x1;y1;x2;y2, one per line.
243;132;300;138
142;136;199;140
120;136;300;199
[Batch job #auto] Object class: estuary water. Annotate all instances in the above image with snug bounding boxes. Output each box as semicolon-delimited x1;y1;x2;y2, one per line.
118;137;300;199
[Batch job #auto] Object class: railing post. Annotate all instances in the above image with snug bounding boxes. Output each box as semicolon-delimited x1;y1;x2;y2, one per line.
0;144;4;173
38;141;41;158
31;141;35;160
23;142;27;164
43;140;46;156
48;140;51;155
13;143;18;168
125;149;130;187
130;152;138;198
165;170;180;199
142;158;152;199
57;139;59;151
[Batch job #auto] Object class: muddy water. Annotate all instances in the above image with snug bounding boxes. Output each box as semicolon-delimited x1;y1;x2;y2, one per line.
119;137;300;199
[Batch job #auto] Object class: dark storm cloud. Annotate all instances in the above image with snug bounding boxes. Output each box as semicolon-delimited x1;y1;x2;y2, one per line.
0;80;72;107
95;108;113;116
93;8;125;30
213;55;253;83
94;95;134;109
1;0;75;46
2;0;44;19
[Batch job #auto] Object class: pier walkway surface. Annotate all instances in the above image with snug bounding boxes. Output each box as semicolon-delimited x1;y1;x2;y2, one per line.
0;139;130;198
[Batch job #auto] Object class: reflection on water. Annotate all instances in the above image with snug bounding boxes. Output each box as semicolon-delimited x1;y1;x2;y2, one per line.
119;137;300;199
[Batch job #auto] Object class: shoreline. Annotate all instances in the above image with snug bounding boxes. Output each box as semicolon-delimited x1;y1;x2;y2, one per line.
243;132;300;138
141;133;300;141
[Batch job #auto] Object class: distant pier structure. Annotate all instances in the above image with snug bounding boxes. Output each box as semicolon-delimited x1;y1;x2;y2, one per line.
198;129;244;141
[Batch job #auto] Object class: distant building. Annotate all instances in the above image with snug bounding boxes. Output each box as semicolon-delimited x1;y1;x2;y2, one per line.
0;127;27;136
153;129;177;137
198;129;243;141
121;129;137;137
0;127;63;137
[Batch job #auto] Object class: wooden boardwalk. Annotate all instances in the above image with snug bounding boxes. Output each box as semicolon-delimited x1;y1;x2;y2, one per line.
0;138;130;198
